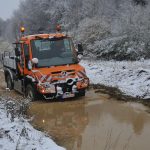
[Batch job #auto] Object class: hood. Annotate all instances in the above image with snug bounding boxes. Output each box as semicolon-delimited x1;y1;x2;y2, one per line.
31;64;86;83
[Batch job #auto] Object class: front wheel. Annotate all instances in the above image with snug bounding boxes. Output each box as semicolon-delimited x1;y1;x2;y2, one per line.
77;89;86;97
26;85;38;101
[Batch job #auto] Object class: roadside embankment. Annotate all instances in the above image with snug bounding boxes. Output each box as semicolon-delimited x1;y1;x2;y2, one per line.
0;71;65;150
81;60;150;102
0;66;66;150
0;96;65;150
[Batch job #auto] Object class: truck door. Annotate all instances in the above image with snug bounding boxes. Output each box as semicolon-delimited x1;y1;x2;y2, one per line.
14;43;24;93
15;43;30;75
15;43;24;76
23;44;30;74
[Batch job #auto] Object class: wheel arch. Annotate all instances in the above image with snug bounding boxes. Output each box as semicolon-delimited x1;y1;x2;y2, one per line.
25;77;39;101
4;68;15;83
24;76;37;91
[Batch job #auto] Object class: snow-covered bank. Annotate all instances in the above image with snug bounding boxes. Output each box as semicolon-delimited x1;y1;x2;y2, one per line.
0;98;65;150
81;60;150;100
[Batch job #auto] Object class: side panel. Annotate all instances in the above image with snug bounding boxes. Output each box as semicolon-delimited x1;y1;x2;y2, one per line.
3;51;16;69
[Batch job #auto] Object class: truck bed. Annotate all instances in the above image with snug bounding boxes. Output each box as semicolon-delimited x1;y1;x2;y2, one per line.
3;51;16;69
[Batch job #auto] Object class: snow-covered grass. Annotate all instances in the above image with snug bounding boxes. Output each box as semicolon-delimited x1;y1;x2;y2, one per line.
81;59;150;99
0;98;65;150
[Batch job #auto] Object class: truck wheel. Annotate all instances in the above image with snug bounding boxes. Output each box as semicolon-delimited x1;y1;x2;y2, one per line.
26;85;38;101
6;75;14;90
78;89;85;97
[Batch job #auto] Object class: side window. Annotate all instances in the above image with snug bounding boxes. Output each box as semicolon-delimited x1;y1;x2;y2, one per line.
24;44;29;57
24;44;30;68
16;44;24;68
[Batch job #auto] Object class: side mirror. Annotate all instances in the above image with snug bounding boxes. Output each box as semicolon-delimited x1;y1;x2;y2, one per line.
32;58;39;64
77;43;84;55
27;58;38;70
15;48;21;57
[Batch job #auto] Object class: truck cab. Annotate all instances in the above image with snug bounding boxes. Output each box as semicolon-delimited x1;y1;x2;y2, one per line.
3;28;89;100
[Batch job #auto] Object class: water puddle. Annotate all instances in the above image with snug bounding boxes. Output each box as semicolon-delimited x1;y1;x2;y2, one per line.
29;90;150;150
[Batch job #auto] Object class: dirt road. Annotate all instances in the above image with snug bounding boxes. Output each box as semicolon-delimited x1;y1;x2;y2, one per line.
1;70;150;150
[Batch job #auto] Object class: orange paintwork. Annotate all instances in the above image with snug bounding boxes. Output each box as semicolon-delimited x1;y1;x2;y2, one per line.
33;64;84;75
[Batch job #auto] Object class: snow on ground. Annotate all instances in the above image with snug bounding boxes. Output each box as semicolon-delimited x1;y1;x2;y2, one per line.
0;99;65;150
81;59;150;99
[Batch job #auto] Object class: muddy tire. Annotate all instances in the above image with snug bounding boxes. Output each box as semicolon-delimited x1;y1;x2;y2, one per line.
26;84;38;101
6;75;14;90
78;89;85;97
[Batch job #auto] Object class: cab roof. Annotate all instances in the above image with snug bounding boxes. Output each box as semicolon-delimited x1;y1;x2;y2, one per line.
21;33;68;41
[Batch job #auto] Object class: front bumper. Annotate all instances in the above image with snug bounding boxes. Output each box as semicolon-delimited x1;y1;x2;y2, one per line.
37;78;89;99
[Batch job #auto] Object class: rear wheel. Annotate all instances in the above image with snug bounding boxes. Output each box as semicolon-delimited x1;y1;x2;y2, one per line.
6;75;14;90
26;84;38;101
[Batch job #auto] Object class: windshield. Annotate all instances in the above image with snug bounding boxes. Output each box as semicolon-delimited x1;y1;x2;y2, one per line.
31;38;78;67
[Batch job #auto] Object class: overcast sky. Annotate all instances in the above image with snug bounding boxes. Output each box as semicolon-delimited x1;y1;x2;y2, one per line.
0;0;20;20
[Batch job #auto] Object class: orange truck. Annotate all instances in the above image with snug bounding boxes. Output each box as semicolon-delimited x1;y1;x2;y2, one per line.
3;26;89;100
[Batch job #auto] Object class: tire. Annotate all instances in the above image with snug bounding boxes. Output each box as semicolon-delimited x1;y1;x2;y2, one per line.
78;89;85;97
26;84;38;101
6;75;14;90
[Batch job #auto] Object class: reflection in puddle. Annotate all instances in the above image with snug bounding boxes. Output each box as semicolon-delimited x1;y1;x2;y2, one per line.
29;90;150;150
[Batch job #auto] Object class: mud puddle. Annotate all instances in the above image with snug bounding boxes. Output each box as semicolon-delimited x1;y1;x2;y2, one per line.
28;90;150;150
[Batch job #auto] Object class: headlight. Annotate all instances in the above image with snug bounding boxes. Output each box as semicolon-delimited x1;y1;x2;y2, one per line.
38;84;56;94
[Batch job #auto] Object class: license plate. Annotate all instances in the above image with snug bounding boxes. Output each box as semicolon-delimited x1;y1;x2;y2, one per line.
63;93;75;99
45;88;55;93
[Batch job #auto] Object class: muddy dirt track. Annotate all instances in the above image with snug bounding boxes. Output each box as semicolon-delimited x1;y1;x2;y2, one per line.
1;70;150;150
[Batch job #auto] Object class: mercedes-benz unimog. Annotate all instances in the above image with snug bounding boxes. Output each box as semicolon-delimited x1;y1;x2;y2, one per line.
3;26;89;100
